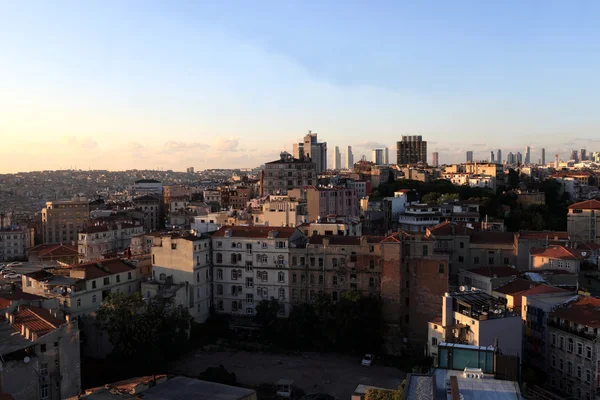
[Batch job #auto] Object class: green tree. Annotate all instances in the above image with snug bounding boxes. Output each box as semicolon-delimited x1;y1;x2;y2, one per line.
366;382;405;400
254;298;280;344
508;168;520;189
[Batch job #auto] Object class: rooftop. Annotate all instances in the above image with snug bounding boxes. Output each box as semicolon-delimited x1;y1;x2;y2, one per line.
518;231;569;240
428;221;474;236
568;199;600;210
140;376;256;400
530;245;587;261
551;296;600;328
470;231;514;245
404;374;435;400
433;369;521;400
308;235;382;246
212;226;299;239
493;279;540;295
134;179;161;184
12;305;64;338
465;266;519;278
28;243;78;258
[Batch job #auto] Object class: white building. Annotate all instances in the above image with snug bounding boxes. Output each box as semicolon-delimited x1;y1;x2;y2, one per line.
372;148;389;165
211;226;305;317
0;227;34;262
78;222;144;262
333;146;341;170
132;179;163;195
442;173;496;190
397;204;442;232
144;234;212;323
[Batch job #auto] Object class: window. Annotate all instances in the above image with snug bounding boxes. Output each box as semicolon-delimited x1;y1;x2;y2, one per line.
332;258;338;267
369;259;375;269
217;284;223;295
559;336;564;349
422;245;428;256
503;257;509;264
369;277;375;287
196;272;200;283
232;301;238;312
568;338;574;353
262;271;268;282
246;308;255;315
116;275;120;283
577;366;582;379
246;294;253;304
586;369;591;383
215;269;222;280
292;289;298;300
171;243;177;250
92;294;97;304
310;290;315;301
551;333;556;346
261;242;267;249
216;241;222;248
577;342;583;355
586;346;592;359
300;274;306;284
231;254;237;264
292;273;297;284
278;272;285;283
559;358;563;371
92;280;97;289
459;242;464;249
246;278;253;288
54;341;58;348
439;264;445;273
40;384;49;399
318;258;323;267
128;272;132;280
458;256;464;262
77;298;81;307
246;262;253;271
318;275;324;285
488;257;494;264
568;361;573;375
432;338;438;346
40;362;48;376
332;291;338;301
217;300;223;311
310;257;315;267
159;273;166;281
216;253;223;263
551;355;556;368
333;275;338;285
278;288;285;299
278;303;285;315
231;270;238;280
474;256;480;264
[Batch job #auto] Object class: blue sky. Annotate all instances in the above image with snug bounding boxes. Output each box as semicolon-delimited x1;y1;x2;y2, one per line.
1;1;599;171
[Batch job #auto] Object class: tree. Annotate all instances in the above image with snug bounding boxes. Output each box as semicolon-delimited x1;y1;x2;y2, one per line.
254;298;280;344
508;168;520;189
199;364;237;386
366;382;405;400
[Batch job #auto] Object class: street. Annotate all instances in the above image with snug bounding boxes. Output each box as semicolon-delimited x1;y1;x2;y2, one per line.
171;350;406;399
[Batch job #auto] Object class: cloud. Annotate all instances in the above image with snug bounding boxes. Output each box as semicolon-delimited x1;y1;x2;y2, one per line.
574;137;600;143
471;143;486;147
163;141;210;153
213;137;240;152
128;142;145;151
355;141;387;148
63;136;98;149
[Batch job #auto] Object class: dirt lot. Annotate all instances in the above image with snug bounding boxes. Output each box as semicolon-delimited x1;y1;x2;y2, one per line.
171;350;406;399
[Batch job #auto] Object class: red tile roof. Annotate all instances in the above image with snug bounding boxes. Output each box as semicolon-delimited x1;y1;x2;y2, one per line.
29;243;78;257
470;231;515;245
12;306;65;338
530;245;586;260
466;266;520;278
212;226;299;239
568;199;600;210
0;290;45;309
428;221;474;236
518;231;569;240
494;278;539;295
71;258;135;279
551;296;600;327
520;284;568;297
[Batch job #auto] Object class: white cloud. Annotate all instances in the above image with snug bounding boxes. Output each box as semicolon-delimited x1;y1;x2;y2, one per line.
213;137;240;152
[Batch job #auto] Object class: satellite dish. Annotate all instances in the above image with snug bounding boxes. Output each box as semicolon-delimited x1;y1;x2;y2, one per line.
23;356;30;363
582;252;587;257
459;286;466;292
67;288;72;293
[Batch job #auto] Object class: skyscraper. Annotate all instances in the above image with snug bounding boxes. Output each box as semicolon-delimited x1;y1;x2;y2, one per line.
396;135;427;165
541;148;545;165
372;148;389;165
497;149;502;165
490;151;495;163
507;152;515;165
432;152;439;167
295;130;327;173
517;152;523;165
525;146;531;164
466;151;474;163
571;150;579;162
581;149;587;161
345;146;354;169
333;146;341;170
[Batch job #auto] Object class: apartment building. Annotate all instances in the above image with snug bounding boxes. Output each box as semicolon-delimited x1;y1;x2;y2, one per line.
304;186;359;222
397;204;442;232
1;305;81;400
515;231;569;270
22;259;144;318
530;245;586;274
253;195;308;228
288;235;383;305
567;199;600;243
297;216;362;237
547;296;600;400
130;232;163;256
144;234;212;323
442;173;496;190
261;152;316;196
211;226;305;317
0;226;34;262
78;222;144;262
132;195;160;232
131;179;163;196
346;180;372;199
427;290;523;359
41;195;104;244
396;135;427;165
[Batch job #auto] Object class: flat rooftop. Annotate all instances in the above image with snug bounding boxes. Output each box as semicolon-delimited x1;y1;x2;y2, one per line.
141;376;256;400
434;369;521;400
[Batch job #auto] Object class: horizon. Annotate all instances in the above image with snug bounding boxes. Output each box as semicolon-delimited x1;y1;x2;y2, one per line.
2;1;600;172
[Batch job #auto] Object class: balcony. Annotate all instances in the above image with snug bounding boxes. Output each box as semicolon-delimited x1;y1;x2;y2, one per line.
548;320;598;341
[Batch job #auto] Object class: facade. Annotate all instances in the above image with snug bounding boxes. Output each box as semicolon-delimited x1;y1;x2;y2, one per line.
466;151;473;163
22;258;145;318
333;146;341;170
261;152;316;196
442;173;496;190
541;148;546;165
432;151;439;167
211;226;305;317
397;204;442;233
41;195;102;244
547;296;600;399
525;145;531;164
515;231;569;270
304;186;359;222
396;135;427;165
132;179;163;195
530;245;585;274
293;131;327;173
0;227;34;262
1;305;81;400
497;149;502;164
345;146;354;169
346;180;372;199
78;222;144;261
144;234;212;323
297;217;362;237
371;148;388;165
254;195;308;228
567;199;600;243
458;266;519;295
132;195;160;232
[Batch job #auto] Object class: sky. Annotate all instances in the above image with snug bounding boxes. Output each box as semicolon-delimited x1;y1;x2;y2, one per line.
1;0;600;172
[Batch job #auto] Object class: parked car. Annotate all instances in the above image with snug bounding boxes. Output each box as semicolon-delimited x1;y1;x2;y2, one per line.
0;263;5;270
6;262;22;267
361;354;374;367
3;273;21;280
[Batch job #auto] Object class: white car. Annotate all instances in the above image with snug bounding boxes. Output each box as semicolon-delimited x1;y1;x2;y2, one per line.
361;354;374;367
6;262;22;267
3;273;21;280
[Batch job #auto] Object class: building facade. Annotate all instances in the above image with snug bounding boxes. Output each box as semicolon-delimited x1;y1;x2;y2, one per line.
304;186;359;223
0;227;34;262
333;146;341;170
396;135;427;165
567;200;600;243
41;195;102;245
78;222;144;262
261;152;317;196
132;195;160;232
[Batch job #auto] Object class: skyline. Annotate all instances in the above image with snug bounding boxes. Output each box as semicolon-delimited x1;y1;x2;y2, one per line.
2;1;600;172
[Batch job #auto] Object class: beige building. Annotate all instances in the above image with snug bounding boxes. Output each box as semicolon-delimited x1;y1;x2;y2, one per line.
530;244;585;274
567;199;600;243
41;195;103;244
22;258;145;318
78;222;144;261
253;195;308;228
130;232;163;256
260;152;316;196
297;216;362;237
0;227;34;262
1;305;81;400
144;234;212;323
211;226;305;317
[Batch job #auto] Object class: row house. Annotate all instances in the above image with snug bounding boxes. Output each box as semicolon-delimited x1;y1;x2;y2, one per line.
22;258;145;318
547;296;600;400
0;227;35;262
304;186;359;223
567;199;600;244
260;152;316;196
132;195;161;232
78;222;144;261
211;226;305;317
144;234;212;323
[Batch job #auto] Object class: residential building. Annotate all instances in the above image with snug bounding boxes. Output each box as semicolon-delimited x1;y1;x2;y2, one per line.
131;179;163;196
345;146;354;169
497;149;502;164
144;234;212;323
203;189;222;206
372;148;389;165
41;195;103;244
507;152;515;165
396;135;427;165
397;204;442;232
297;216;362;237
427;290;523;358
346;180;372;199
260;152;316;196
571;149;579;162
431;151;439;167
130;232;163;256
78;222;144;262
332;146;341;170
22;258;145;318
567;199;600;243
211;226;305;317
458;266;520;295
28;243;79;264
441;173;496;190
1;305;81;400
515;231;569;270
253;195;308;228
304;186;359;222
0;226;34;262
132;195;160;232
529;245;588;274
466;151;473;163
547;296;600;399
294;131;327;173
